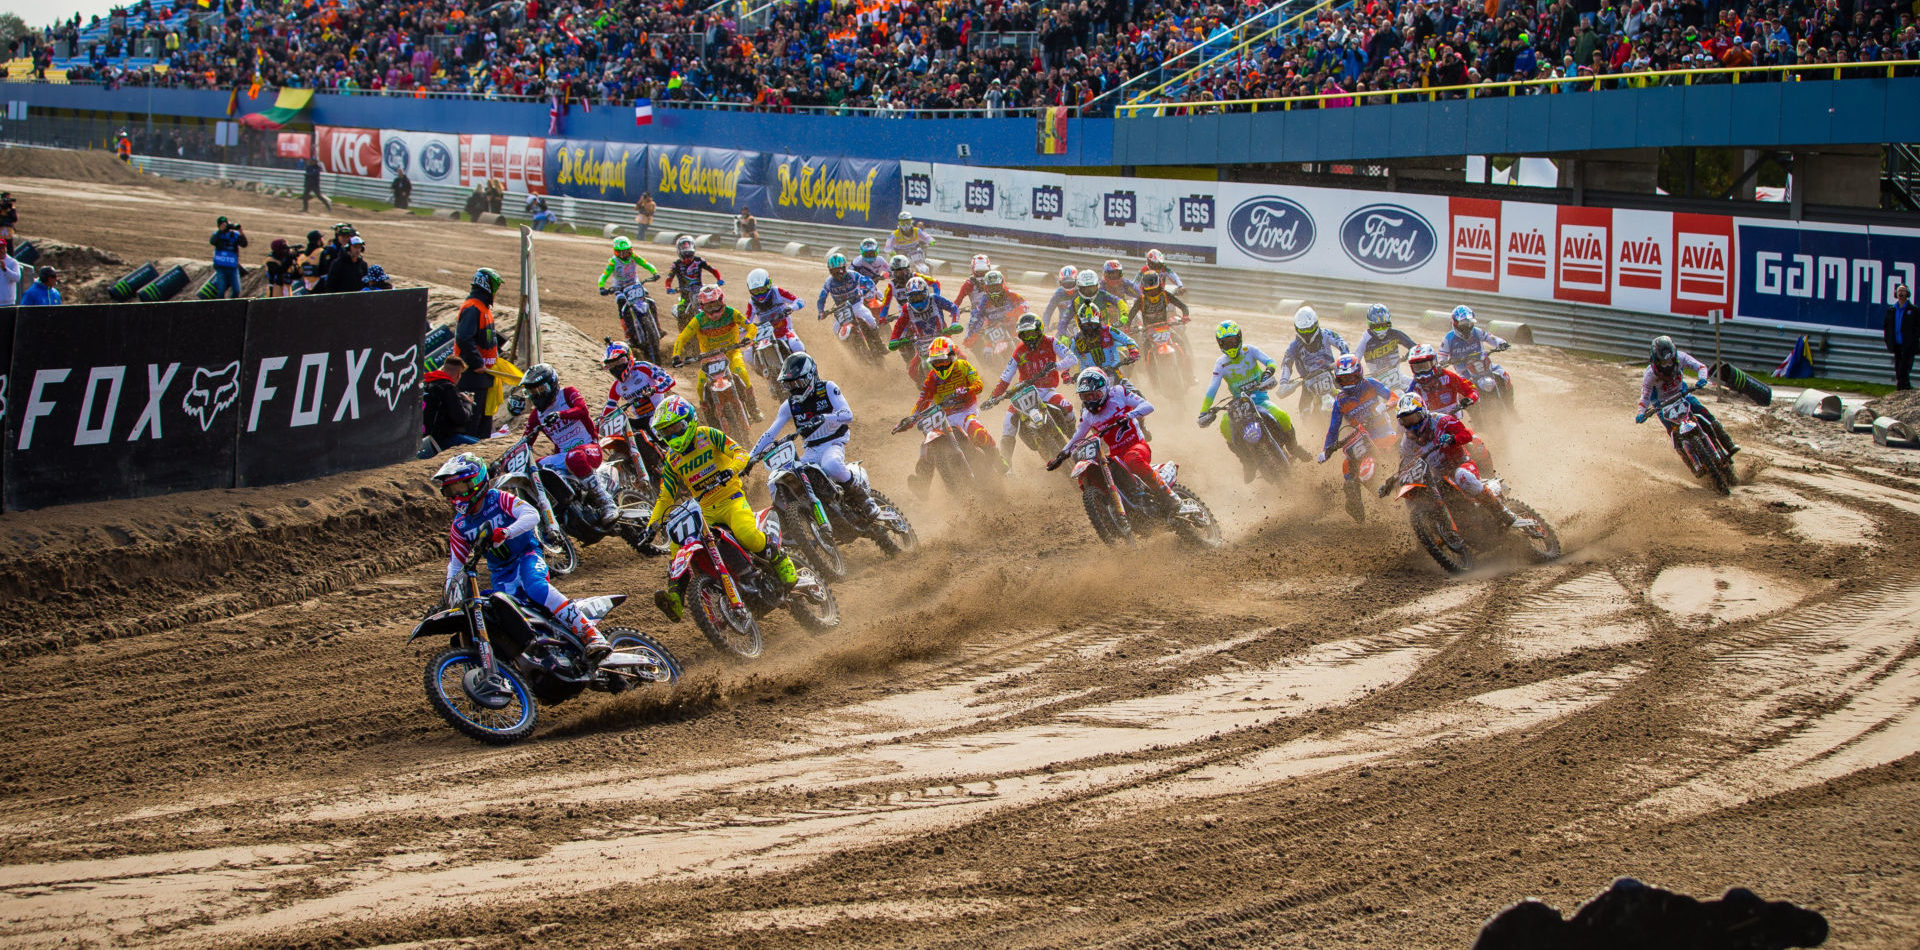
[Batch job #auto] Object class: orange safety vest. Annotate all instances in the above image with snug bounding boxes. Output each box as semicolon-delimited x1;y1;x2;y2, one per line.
116;138;131;158
463;296;499;366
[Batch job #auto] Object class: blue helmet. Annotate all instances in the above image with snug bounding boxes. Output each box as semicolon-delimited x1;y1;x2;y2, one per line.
1367;304;1391;329
1450;305;1476;332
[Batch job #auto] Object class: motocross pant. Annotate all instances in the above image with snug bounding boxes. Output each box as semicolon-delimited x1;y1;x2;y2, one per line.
916;409;999;477
1660;396;1736;453
538;442;605;480
1002;391;1074;438
493;552;600;641
803;436;854;484
762;317;806;353
671;491;770;558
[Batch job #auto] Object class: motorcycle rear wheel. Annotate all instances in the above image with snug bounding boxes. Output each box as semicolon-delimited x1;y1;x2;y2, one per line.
868;489;918;555
1170;485;1224;548
605;627;683;691
688;574;764;660
1411;506;1473;575
781;499;847;581
425;648;538;745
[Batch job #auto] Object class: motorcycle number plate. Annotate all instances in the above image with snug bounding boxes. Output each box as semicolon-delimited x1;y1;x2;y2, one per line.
1469;358;1489;374
764;441;797;471
501;443;529;472
1308;376;1334;395
1012;388;1041;412
834;305;854;325
1242;421;1263;442
601;412;627;436
704;359;728;376
917;413;942;433
1073;440;1100;461
987;326;1007;342
1153;331;1172;343
756;323;774;341
1661;402;1689;422
665;502;704;546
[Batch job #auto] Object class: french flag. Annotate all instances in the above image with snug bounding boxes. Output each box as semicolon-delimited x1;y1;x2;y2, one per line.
634;99;653;126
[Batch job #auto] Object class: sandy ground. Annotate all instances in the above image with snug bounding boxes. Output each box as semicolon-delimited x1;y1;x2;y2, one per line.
1;150;1917;950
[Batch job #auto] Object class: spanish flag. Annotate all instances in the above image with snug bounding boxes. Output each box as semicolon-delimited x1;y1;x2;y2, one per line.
1036;107;1068;155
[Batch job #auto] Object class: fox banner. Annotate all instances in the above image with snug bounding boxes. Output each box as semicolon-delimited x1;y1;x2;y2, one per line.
764;154;901;227
3;300;249;511
235;290;426;488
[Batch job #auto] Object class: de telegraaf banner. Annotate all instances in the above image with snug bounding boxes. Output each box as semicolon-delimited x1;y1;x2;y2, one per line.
764;154;901;227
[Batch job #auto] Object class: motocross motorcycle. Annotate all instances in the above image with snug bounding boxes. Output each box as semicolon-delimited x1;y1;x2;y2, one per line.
678;341;754;443
1198;369;1293;483
1323;422;1397;524
1639;381;1737;495
1278;367;1339;426
410;534;682;744
824;297;888;368
893;400;1002;497
887;321;967;384
982;371;1075;465
495;432;652;565
748;319;798;384
601;275;664;363
750;438;918;581
1369;363;1409;393
595;402;661;516
1058;421;1222;548
971;311;1021;368
1138;317;1193;399
649;498;839;660
1383;456;1560;574
1454;343;1515;419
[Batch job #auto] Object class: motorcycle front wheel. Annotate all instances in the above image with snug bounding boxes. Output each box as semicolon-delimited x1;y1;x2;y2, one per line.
1081;484;1133;546
687;574;764;660
1411;505;1473;575
509;485;580;575
425;648;538;745
867;489;918;555
1505;499;1562;564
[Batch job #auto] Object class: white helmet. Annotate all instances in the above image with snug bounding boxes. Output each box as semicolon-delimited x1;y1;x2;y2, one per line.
746;267;772;294
970;254;991;276
1294;306;1320;337
1076;269;1100;292
1451;305;1476;332
889;253;912;273
897;211;913;225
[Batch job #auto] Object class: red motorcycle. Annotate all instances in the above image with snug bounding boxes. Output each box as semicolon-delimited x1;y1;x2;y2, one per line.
1059;420;1221;548
652;498;838;661
1137;316;1194;399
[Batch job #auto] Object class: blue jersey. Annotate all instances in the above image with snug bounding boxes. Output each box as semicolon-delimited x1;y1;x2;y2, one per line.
1324;378;1397;452
448;489;540;578
1071;326;1138;373
1441;327;1507;367
1280;329;1350;383
818;271;875;309
1360;328;1418;371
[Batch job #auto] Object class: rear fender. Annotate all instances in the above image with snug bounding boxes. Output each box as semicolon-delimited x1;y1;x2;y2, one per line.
923;427;946;446
575;594;627;622
1156;461;1179;486
709;375;733;393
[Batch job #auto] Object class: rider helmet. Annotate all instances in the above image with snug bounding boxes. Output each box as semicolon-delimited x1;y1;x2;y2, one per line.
1075;269;1100;297
826;252;849;277
1650;335;1679;375
897;211;914;227
1333;353;1364;389
1057;264;1078;289
651;395;699;453
1215;320;1243;355
612;236;633;255
471;267;503;295
927;336;957;376
1076;367;1111;411
431;452;490;511
983;269;1005;294
1144;248;1166;268
1408;343;1439;378
746;267;774;302
1102;259;1123;277
696;285;727;323
1450;304;1476;334
1140;271;1164;292
1293;306;1320;341
1366;304;1391;329
905;275;931;308
1015;312;1044;346
859;237;879;257
970;254;991;277
1075;302;1104;336
889;254;912;280
602;340;633;377
1395;391;1429;429
675;236;696;258
522;363;560;407
779;352;819;396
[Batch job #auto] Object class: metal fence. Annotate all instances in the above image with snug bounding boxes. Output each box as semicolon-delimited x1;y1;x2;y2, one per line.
122;153;1890;383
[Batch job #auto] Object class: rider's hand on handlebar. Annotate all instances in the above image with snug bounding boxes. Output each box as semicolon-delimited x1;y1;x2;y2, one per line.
1694;378;1711;391
1196;412;1212;427
671;356;685;368
1315;451;1329;464
599;287;614;296
1045;451;1067;472
1635;410;1650;424
892;416;914;433
1494;342;1511;352
487;527;507;548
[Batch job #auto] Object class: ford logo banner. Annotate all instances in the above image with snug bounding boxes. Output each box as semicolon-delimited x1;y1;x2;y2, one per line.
420;141;455;182
1226;196;1315;263
383;138;410;176
1340;204;1437;274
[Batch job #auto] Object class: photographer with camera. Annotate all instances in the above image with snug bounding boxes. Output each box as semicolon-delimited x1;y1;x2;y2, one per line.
208;215;248;299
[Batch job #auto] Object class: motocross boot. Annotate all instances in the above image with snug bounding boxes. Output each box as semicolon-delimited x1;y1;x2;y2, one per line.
654;587;686;623
1704;411;1740;456
766;543;801;586
556;601;614;663
1475;491;1538;533
583;478;620;528
841;476;885;523
998;434;1018;464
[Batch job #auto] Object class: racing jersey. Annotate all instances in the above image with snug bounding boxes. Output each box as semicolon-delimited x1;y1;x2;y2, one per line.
672;306;752;358
1201;345;1278;413
818;271;876;309
912;358;986;414
1102;276;1142;302
447;489;540;587
1140;264;1184;291
1280;329;1351;384
1068;385;1152;451
1398;412;1475;471
649;425;752;526
1070;289;1128;327
599;253;659;290
885;225;932;256
1071;325;1139;374
753;380;854;454
850;254;889;283
668;255;722;296
952;276;990;311
1409;367;1479;415
745;287;805;326
1640;351;1711;409
606;362;677;417
1361;327;1419;371
891;294;962;342
1441;326;1509;369
878;275;943;319
1043;287;1079;336
523;386;601;451
1324;378;1397;453
1128;290;1189;329
968;289;1029;339
992;337;1079;396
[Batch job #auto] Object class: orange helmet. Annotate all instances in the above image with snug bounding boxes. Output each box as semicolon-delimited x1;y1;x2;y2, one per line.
927;336;957;374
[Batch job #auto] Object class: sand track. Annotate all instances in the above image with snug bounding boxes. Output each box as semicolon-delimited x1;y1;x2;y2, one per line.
0;150;1916;949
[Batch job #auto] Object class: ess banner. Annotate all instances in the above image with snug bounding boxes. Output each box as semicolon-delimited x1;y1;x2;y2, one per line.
900;160;1217;262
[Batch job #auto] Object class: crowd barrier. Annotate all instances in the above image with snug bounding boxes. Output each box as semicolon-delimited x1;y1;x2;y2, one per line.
1;289;426;511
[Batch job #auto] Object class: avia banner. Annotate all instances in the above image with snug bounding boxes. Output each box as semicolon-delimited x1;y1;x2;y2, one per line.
901;161;1216;263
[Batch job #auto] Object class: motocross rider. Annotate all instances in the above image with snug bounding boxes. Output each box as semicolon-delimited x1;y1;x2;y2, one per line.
1140;248;1184;292
750;353;885;522
1198;321;1312;482
1279;307;1351;396
432;453;613;662
1389;392;1536;532
1406;344;1479;415
1126;271;1194;384
1070;302;1140;380
851;238;890;283
986;313;1080;463
598;235;660;293
667;236;724;327
1047;367;1195;517
602;340;676;486
1636;335;1738;455
1318;353;1400;465
898;336;1006;489
743;267;808;368
965;270;1029;355
671;286;762;422
816;252;881;331
1043;265;1082;337
1071;269;1128;328
1099;259;1142;312
877;253;940;320
1359;304;1418;381
888;276;963;377
643;395;802;620
1440;305;1511;384
519;363;620;527
884;211;934;265
953;254;993;310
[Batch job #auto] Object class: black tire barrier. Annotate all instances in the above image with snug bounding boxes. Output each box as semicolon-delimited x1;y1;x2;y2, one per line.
194;275;223;300
108;262;159;302
11;240;37;266
1713;361;1773;407
135;265;191;303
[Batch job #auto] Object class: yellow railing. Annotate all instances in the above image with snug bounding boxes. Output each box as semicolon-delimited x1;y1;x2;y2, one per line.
1124;0;1340;109
1119;59;1920;117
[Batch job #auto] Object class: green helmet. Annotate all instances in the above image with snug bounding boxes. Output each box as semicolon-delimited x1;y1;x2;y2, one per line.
612;236;633;253
651;395;699;453
472;267;503;295
1215;320;1243;354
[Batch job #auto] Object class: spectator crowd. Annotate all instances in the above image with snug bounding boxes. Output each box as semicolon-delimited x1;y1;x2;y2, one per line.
12;0;1919;116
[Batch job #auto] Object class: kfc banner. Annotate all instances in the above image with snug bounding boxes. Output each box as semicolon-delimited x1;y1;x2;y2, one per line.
315;125;382;178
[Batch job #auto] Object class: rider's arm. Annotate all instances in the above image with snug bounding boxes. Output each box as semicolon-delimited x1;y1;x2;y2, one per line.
702;260;723;283
1123;388;1154;419
671;319;699;359
749;401;794;458
816;281;833;311
598;259;616;289
605;380;623;412
1323;399;1348;454
1200;357;1228;412
499;490;540;540
1168;292;1190;318
1277;341;1300;383
934;295;960;321
961;363;985;402
1125;296;1144;324
911;371;939;415
647;466;683;527
991;354;1021;395
637;256;659;277
1681;351;1711;386
1329;330;1351;354
1480;328;1509;350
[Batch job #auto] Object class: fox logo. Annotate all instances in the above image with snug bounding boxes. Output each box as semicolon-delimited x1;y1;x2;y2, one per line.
182;361;241;431
373;346;419;411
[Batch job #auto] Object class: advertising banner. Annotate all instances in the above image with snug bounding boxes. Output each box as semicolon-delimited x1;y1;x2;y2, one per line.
1734;221;1920;331
765;154;902;227
0;306;11;506
315;125;383;178
544;138;649;204
235;290;425;487
276;132;311;160
902;161;1217;262
380;129;461;187
1213;182;1448;284
3;300;248;511
459;134;547;195
647;145;761;213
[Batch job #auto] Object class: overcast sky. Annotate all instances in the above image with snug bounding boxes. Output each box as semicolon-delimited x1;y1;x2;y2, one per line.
4;0;128;30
